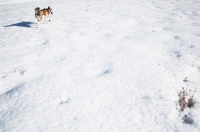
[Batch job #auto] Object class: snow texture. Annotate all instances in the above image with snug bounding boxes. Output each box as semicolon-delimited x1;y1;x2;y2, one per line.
0;0;200;131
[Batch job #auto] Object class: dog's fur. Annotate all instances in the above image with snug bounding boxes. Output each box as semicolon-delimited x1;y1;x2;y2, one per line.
35;6;53;25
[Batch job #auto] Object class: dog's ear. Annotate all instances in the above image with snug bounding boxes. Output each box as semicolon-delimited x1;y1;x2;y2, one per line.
48;6;51;9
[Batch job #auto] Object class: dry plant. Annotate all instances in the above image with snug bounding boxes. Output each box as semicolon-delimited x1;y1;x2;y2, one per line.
187;90;196;108
176;82;196;111
176;78;198;124
176;87;188;111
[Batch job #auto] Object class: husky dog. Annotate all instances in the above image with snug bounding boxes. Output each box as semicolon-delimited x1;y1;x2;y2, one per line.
35;6;53;25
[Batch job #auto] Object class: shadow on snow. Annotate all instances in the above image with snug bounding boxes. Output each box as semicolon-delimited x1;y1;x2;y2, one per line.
3;21;35;28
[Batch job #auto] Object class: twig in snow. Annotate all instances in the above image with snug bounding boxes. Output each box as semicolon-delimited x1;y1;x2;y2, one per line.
19;67;25;75
59;95;63;104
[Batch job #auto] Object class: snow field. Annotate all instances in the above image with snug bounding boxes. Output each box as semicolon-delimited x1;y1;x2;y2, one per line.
0;0;200;131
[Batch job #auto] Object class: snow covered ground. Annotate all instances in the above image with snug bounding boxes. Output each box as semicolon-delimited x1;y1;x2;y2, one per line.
0;0;200;131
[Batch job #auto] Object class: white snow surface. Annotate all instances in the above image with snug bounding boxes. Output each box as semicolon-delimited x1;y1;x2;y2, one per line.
0;0;200;131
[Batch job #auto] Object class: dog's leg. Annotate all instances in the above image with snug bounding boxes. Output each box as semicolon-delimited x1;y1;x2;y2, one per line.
45;14;51;23
37;21;39;27
47;17;50;23
37;18;41;27
47;16;50;23
47;17;49;23
45;16;49;24
36;20;39;27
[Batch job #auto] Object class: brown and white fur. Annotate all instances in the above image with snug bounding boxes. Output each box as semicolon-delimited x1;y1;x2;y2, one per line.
35;6;53;25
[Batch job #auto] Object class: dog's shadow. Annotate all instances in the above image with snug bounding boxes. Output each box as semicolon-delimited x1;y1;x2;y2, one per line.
4;21;35;28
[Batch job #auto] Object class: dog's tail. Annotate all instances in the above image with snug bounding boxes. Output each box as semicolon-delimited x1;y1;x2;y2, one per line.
35;7;40;14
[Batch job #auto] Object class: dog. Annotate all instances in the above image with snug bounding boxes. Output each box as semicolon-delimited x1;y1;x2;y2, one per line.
35;6;53;25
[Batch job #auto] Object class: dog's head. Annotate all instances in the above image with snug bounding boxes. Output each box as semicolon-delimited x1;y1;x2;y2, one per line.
48;6;53;15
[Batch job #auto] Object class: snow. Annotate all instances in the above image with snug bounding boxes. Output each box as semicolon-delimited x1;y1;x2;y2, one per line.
0;0;200;131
